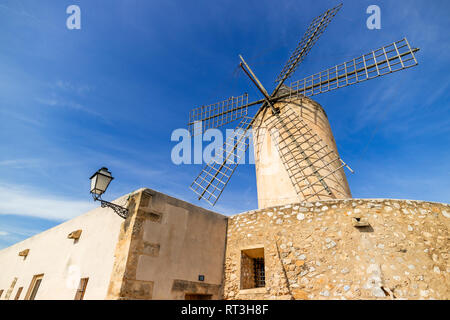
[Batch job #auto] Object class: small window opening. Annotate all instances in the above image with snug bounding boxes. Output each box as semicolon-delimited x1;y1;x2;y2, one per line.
253;257;265;288
25;274;44;300
240;247;265;289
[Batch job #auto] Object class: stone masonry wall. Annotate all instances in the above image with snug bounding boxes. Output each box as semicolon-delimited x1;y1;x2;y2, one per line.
106;189;155;299
252;94;352;209
223;199;449;300
107;188;228;300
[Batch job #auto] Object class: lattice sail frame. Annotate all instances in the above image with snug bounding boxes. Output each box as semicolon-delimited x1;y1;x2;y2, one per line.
190;115;255;206
289;38;418;98
188;93;249;136
275;3;343;84
187;4;343;138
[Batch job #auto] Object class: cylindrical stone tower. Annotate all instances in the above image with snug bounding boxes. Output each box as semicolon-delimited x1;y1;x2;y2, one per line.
252;90;352;209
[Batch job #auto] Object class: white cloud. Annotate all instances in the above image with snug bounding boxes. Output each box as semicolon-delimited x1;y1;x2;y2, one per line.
0;3;36;20
0;159;42;169
54;80;93;96
35;97;112;125
36;97;101;117
0;109;44;127
0;184;96;221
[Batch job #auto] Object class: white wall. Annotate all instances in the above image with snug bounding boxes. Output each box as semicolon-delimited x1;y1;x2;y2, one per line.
0;196;126;300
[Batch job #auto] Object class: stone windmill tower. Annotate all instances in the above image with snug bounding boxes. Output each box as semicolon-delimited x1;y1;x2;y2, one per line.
187;3;419;208
252;89;352;209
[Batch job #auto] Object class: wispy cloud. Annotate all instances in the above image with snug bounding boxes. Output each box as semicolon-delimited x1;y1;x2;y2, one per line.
52;80;94;97
0;109;44;127
0;214;60;249
0;1;59;31
35;80;110;123
0;224;40;239
0;159;42;169
36;97;111;124
0;2;37;21
423;78;450;108
0;183;96;221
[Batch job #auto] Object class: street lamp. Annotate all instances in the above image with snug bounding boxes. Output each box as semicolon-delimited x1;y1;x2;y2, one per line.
90;167;128;219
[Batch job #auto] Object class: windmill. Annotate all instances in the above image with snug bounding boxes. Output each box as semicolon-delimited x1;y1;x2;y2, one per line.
187;3;419;207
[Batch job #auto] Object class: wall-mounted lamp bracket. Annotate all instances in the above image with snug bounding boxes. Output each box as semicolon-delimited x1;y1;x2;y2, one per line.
92;194;129;219
100;199;129;219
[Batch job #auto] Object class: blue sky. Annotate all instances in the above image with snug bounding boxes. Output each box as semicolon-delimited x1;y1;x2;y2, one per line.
0;0;449;249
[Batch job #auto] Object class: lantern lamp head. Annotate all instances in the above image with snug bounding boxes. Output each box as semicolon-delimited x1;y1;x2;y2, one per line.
90;167;114;199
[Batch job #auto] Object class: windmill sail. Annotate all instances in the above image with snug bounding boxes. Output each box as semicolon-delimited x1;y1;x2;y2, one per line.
190;115;255;205
275;3;343;86
289;38;419;99
188;93;250;136
186;1;420;206
264;105;351;201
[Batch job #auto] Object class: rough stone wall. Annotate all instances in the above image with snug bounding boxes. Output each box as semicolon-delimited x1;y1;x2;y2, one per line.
106;189;154;299
223;199;450;300
107;188;228;300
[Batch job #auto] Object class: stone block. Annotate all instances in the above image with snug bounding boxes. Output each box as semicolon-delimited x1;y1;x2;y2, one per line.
141;210;162;223
121;279;154;299
142;242;160;257
292;289;309;300
295;260;305;267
